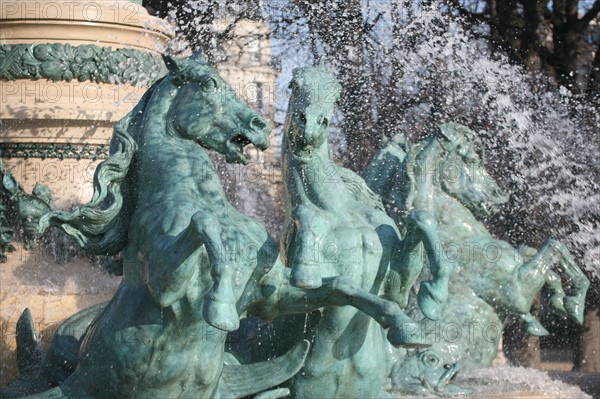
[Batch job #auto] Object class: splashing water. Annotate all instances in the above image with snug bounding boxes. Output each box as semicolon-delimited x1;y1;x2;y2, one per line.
162;1;599;277
452;367;592;399
382;3;599;276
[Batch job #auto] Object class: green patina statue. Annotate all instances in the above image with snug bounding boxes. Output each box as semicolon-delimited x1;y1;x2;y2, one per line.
2;53;443;398
275;64;460;397
0;160;53;260
3;52;589;398
363;122;590;370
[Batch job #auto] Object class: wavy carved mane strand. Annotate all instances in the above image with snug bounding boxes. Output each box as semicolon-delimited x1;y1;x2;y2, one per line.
36;79;166;255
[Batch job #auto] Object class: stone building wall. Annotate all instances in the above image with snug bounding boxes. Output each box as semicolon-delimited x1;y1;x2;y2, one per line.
212;18;284;236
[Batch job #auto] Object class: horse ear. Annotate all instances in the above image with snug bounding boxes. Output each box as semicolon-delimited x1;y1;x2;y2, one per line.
189;50;207;64
162;54;181;73
317;56;326;69
289;72;302;90
335;82;342;100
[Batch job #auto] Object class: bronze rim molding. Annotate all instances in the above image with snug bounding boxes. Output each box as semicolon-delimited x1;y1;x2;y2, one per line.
0;43;167;86
0;143;108;160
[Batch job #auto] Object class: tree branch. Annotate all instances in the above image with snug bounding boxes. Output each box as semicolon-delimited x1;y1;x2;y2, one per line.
578;0;600;27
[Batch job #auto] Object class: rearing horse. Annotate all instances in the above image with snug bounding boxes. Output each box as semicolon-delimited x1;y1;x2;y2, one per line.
364;123;590;369
16;53;427;398
279;64;454;398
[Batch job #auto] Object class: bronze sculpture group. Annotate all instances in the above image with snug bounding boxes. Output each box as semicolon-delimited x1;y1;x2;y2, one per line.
0;54;590;398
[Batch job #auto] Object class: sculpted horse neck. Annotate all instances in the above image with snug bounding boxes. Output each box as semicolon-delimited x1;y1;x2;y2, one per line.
282;106;346;215
410;127;503;238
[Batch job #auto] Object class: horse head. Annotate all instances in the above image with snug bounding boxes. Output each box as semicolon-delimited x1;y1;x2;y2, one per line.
284;62;342;163
37;52;272;264
163;53;270;164
436;123;508;217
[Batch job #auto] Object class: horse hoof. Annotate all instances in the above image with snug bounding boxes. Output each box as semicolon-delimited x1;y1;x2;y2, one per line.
203;299;240;332
524;319;549;336
290;264;322;289
550;295;567;317
417;282;447;321
387;322;431;349
564;297;585;325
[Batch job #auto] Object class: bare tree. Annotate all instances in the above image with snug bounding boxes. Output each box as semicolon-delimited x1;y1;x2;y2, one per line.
450;0;600;93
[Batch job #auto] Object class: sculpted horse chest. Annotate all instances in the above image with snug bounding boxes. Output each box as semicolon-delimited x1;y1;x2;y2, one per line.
289;196;394;396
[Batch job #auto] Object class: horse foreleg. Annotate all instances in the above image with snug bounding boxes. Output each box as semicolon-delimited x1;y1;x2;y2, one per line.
192;213;240;332
387;228;423;310
548;239;589;324
145;215;207;309
286;205;328;289
327;277;431;349
518;312;549;336
400;209;452;321
252;269;430;349
518;239;589;324
545;270;568;317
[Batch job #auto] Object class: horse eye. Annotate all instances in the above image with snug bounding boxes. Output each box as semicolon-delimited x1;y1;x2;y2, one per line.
297;113;307;124
321;117;328;126
172;73;187;86
201;77;218;92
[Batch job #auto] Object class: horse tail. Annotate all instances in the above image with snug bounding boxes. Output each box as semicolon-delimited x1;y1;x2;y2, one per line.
38;114;137;256
215;340;310;399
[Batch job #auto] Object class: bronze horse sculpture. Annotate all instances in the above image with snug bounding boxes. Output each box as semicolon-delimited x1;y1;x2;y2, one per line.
363;123;590;369
3;53;436;398
276;64;457;397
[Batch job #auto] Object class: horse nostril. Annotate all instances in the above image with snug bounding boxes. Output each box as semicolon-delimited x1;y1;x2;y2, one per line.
250;117;267;131
444;364;452;369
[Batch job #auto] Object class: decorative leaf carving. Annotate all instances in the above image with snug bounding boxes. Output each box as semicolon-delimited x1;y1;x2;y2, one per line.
0;44;166;86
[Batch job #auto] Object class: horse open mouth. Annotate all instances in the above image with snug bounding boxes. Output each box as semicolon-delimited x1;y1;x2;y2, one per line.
291;140;315;164
292;149;314;164
469;200;501;218
232;134;253;149
228;134;254;164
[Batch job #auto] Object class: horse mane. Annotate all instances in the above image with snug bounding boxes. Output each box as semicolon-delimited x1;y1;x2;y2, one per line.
37;78;163;255
339;168;385;211
289;65;342;101
437;123;486;161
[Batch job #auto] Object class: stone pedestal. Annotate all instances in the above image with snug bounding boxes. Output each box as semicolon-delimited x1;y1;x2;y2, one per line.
0;0;174;387
0;242;118;387
1;0;173;206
